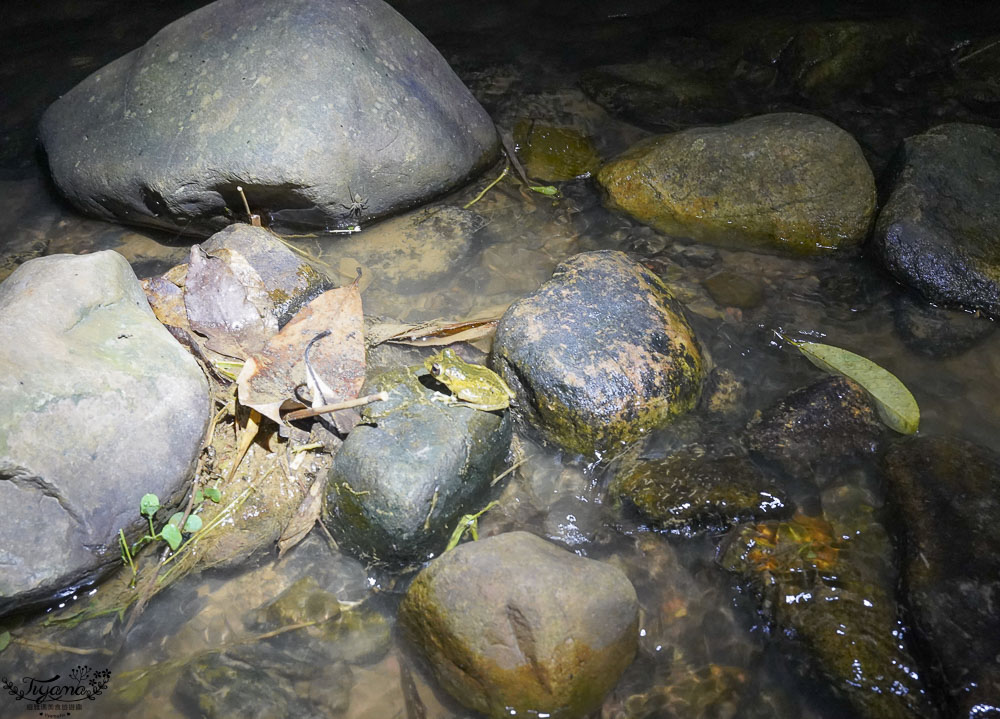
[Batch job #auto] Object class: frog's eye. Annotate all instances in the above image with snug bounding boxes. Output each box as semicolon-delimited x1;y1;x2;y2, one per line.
430;363;443;377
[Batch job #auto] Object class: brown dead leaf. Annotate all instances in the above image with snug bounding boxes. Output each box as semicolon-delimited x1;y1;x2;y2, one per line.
237;285;365;425
184;245;276;359
277;474;327;557
142;275;190;331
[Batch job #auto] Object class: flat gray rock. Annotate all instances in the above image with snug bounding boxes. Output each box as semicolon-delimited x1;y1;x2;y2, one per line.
0;251;209;616
40;0;499;237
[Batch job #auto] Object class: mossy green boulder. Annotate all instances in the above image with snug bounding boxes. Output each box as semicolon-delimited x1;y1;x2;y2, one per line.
491;250;703;457
399;531;638;719
597;113;876;255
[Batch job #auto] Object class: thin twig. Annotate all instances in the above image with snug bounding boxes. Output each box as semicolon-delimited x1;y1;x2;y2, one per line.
285;391;389;421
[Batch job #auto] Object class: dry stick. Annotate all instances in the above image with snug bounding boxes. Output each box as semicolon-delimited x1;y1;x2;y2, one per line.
284;391;389;421
236;185;261;226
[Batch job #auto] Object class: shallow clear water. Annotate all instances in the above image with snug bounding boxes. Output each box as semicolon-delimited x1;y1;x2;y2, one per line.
2;1;999;718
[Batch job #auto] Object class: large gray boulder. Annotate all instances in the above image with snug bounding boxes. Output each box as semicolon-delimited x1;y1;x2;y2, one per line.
0;252;209;616
39;0;499;238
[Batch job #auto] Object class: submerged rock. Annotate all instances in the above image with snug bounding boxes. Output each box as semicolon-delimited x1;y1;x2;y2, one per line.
316;205;489;294
720;512;937;719
744;376;884;482
874;123;1000;318
892;290;995;359
174;652;350;717
323;358;511;566
0;251;209;617
491;250;703;458
39;0;498;237
882;436;1000;716
579;60;737;131
400;531;638;719
513;120;601;181
597;113;876;255
612;448;787;537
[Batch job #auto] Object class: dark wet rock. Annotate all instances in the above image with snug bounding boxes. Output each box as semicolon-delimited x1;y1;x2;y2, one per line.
892;290;995;359
174;652;349;717
491;250;703;458
0;251;209;617
611;448;788;537
781;20;928;103
882;436;1000;716
720;512;938;719
512;120;601;181
874;123;1000;318
579;60;737;131
323;361;511;566
597;113;876;255
39;0;498;238
744;376;884;482
540;494;605;549
702;270;765;309
317;205;488;294
400;531;638;719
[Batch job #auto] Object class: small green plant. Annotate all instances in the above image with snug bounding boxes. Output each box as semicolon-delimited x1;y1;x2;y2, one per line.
444;500;499;552
119;488;222;584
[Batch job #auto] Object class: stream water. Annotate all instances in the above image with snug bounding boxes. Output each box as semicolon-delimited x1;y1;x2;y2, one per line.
2;1;999;718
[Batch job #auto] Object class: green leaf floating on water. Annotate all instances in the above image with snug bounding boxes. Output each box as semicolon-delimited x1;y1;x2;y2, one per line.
0;630;10;653
785;337;920;435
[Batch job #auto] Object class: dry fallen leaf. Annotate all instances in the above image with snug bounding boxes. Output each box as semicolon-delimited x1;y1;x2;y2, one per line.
142;275;190;331
277;474;327;557
237;284;365;425
184;245;276;359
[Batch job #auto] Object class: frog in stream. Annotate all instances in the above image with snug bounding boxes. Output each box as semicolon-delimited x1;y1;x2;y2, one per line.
424;348;515;412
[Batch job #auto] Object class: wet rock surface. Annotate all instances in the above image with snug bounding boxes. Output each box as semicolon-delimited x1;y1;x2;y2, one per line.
399;531;639;719
611;447;788;537
597;113;877;255
744;375;884;483
882;436;1000;717
0;251;209;616
492;250;704;457
323;359;511;566
720;509;938;719
874;123;1000;318
39;0;499;237
892;290;996;359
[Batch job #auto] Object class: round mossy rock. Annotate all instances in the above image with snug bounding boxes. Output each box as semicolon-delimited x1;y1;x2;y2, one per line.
399;531;639;719
491;250;704;457
597;113;876;255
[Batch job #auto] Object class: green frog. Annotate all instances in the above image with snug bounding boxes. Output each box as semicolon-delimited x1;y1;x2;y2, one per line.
423;348;515;412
